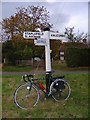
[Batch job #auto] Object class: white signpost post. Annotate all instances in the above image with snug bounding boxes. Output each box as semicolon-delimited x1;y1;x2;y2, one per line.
23;28;66;93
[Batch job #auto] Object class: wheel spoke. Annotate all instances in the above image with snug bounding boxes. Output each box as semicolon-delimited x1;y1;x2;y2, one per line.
50;79;71;101
14;83;40;109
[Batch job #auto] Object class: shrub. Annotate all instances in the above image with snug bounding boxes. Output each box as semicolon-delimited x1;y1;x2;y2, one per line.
65;47;90;67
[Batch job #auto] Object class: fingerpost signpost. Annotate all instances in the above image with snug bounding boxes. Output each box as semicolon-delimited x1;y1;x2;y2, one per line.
23;28;66;93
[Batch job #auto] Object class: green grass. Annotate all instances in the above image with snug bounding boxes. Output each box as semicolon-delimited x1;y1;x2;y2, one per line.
2;73;89;118
2;60;88;72
2;65;32;72
0;64;2;72
52;61;88;71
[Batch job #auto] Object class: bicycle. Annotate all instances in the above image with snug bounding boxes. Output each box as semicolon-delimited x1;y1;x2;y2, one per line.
14;74;71;110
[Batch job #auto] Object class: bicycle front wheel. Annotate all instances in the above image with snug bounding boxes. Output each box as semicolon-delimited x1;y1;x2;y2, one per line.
14;82;40;110
50;79;71;101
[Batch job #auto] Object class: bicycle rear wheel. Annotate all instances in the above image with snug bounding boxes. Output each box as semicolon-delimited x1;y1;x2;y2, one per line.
50;79;71;101
14;82;40;110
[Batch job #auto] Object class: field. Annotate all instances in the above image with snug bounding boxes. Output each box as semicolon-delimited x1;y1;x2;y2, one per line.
2;73;88;118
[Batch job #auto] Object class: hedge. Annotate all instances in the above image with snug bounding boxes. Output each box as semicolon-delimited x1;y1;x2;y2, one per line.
65;47;90;67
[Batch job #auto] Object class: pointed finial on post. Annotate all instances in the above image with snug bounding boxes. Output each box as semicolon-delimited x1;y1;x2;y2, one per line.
43;27;50;31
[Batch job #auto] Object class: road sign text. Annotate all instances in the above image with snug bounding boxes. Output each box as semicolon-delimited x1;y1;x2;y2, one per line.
23;32;43;39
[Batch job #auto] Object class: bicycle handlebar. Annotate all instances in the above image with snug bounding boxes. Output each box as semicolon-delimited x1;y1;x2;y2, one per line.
22;74;45;82
22;74;33;82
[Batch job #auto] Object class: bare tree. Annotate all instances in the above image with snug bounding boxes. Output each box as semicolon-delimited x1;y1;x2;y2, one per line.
65;27;75;42
65;27;87;43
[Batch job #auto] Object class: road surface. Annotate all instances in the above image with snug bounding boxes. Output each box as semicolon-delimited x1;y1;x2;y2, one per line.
0;70;89;76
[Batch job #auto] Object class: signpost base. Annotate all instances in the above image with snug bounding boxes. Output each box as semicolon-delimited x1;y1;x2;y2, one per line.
46;71;51;94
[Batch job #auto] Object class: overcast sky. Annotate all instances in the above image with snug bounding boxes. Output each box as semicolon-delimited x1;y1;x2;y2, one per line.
1;0;89;34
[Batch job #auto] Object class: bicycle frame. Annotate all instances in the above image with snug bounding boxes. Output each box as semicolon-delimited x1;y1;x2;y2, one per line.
26;77;48;95
14;74;71;110
33;82;47;94
23;74;65;97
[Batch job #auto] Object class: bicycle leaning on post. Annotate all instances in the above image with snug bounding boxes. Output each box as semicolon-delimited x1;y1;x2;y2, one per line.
14;74;71;110
14;27;71;110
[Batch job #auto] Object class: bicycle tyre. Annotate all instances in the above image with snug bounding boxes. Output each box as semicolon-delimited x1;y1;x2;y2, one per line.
50;79;71;101
14;82;40;110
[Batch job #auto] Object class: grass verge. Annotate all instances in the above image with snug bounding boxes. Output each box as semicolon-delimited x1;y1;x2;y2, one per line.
2;61;89;72
52;61;89;71
2;65;32;72
2;73;89;118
